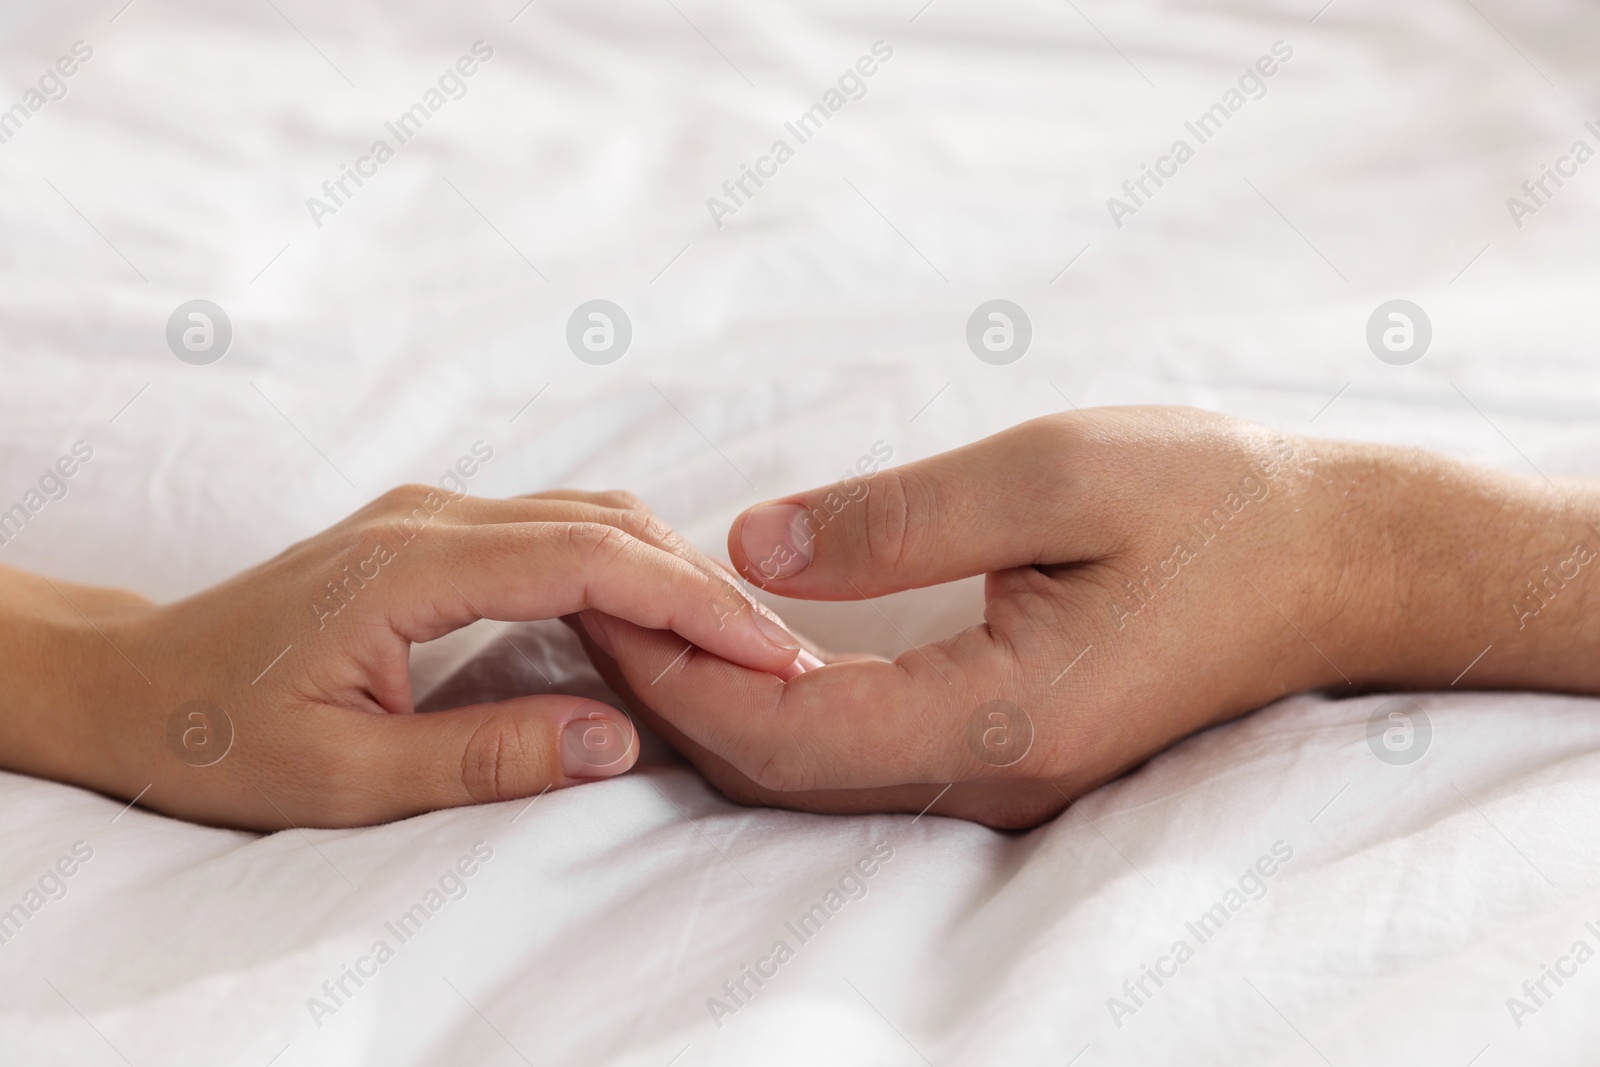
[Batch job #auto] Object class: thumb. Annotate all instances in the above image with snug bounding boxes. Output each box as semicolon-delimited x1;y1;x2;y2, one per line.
730;416;1117;599
329;695;638;823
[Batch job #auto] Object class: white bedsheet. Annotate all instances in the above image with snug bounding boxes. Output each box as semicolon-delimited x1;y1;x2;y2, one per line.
4;0;1600;1063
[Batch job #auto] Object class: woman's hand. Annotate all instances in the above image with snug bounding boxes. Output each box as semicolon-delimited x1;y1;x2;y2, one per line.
0;486;806;830
580;407;1600;828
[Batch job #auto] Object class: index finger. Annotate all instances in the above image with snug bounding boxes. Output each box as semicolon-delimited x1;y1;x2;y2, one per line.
382;522;803;675
586;613;1031;790
729;416;1123;599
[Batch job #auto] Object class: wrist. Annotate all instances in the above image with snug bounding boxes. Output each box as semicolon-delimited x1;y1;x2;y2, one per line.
1312;442;1600;694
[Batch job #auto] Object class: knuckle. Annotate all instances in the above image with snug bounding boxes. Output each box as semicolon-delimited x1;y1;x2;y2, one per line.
860;469;918;572
1017;415;1106;524
374;483;437;512
365;484;455;537
607;507;680;551
747;747;820;794
734;687;812;792
562;521;635;565
459;713;543;803
1029;416;1091;480
636;511;682;550
1036;409;1088;443
596;489;647;512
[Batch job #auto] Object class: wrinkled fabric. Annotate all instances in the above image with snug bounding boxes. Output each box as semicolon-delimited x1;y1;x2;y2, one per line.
3;0;1600;1063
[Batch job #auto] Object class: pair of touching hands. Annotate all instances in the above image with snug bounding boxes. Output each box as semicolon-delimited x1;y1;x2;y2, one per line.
4;407;1597;831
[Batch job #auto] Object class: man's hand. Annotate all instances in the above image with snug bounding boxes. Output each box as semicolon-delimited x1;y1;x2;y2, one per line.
581;407;1600;828
0;487;807;830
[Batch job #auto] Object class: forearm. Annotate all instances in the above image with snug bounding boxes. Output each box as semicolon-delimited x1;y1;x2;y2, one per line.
1321;443;1600;694
0;565;148;787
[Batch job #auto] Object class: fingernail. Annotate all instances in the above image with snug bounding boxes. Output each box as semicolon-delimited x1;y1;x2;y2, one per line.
562;713;633;778
752;611;802;652
579;613;615;657
775;648;825;681
741;503;813;580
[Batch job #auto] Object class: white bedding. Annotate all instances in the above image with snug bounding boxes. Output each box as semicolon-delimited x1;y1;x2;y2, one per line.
4;0;1600;1063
